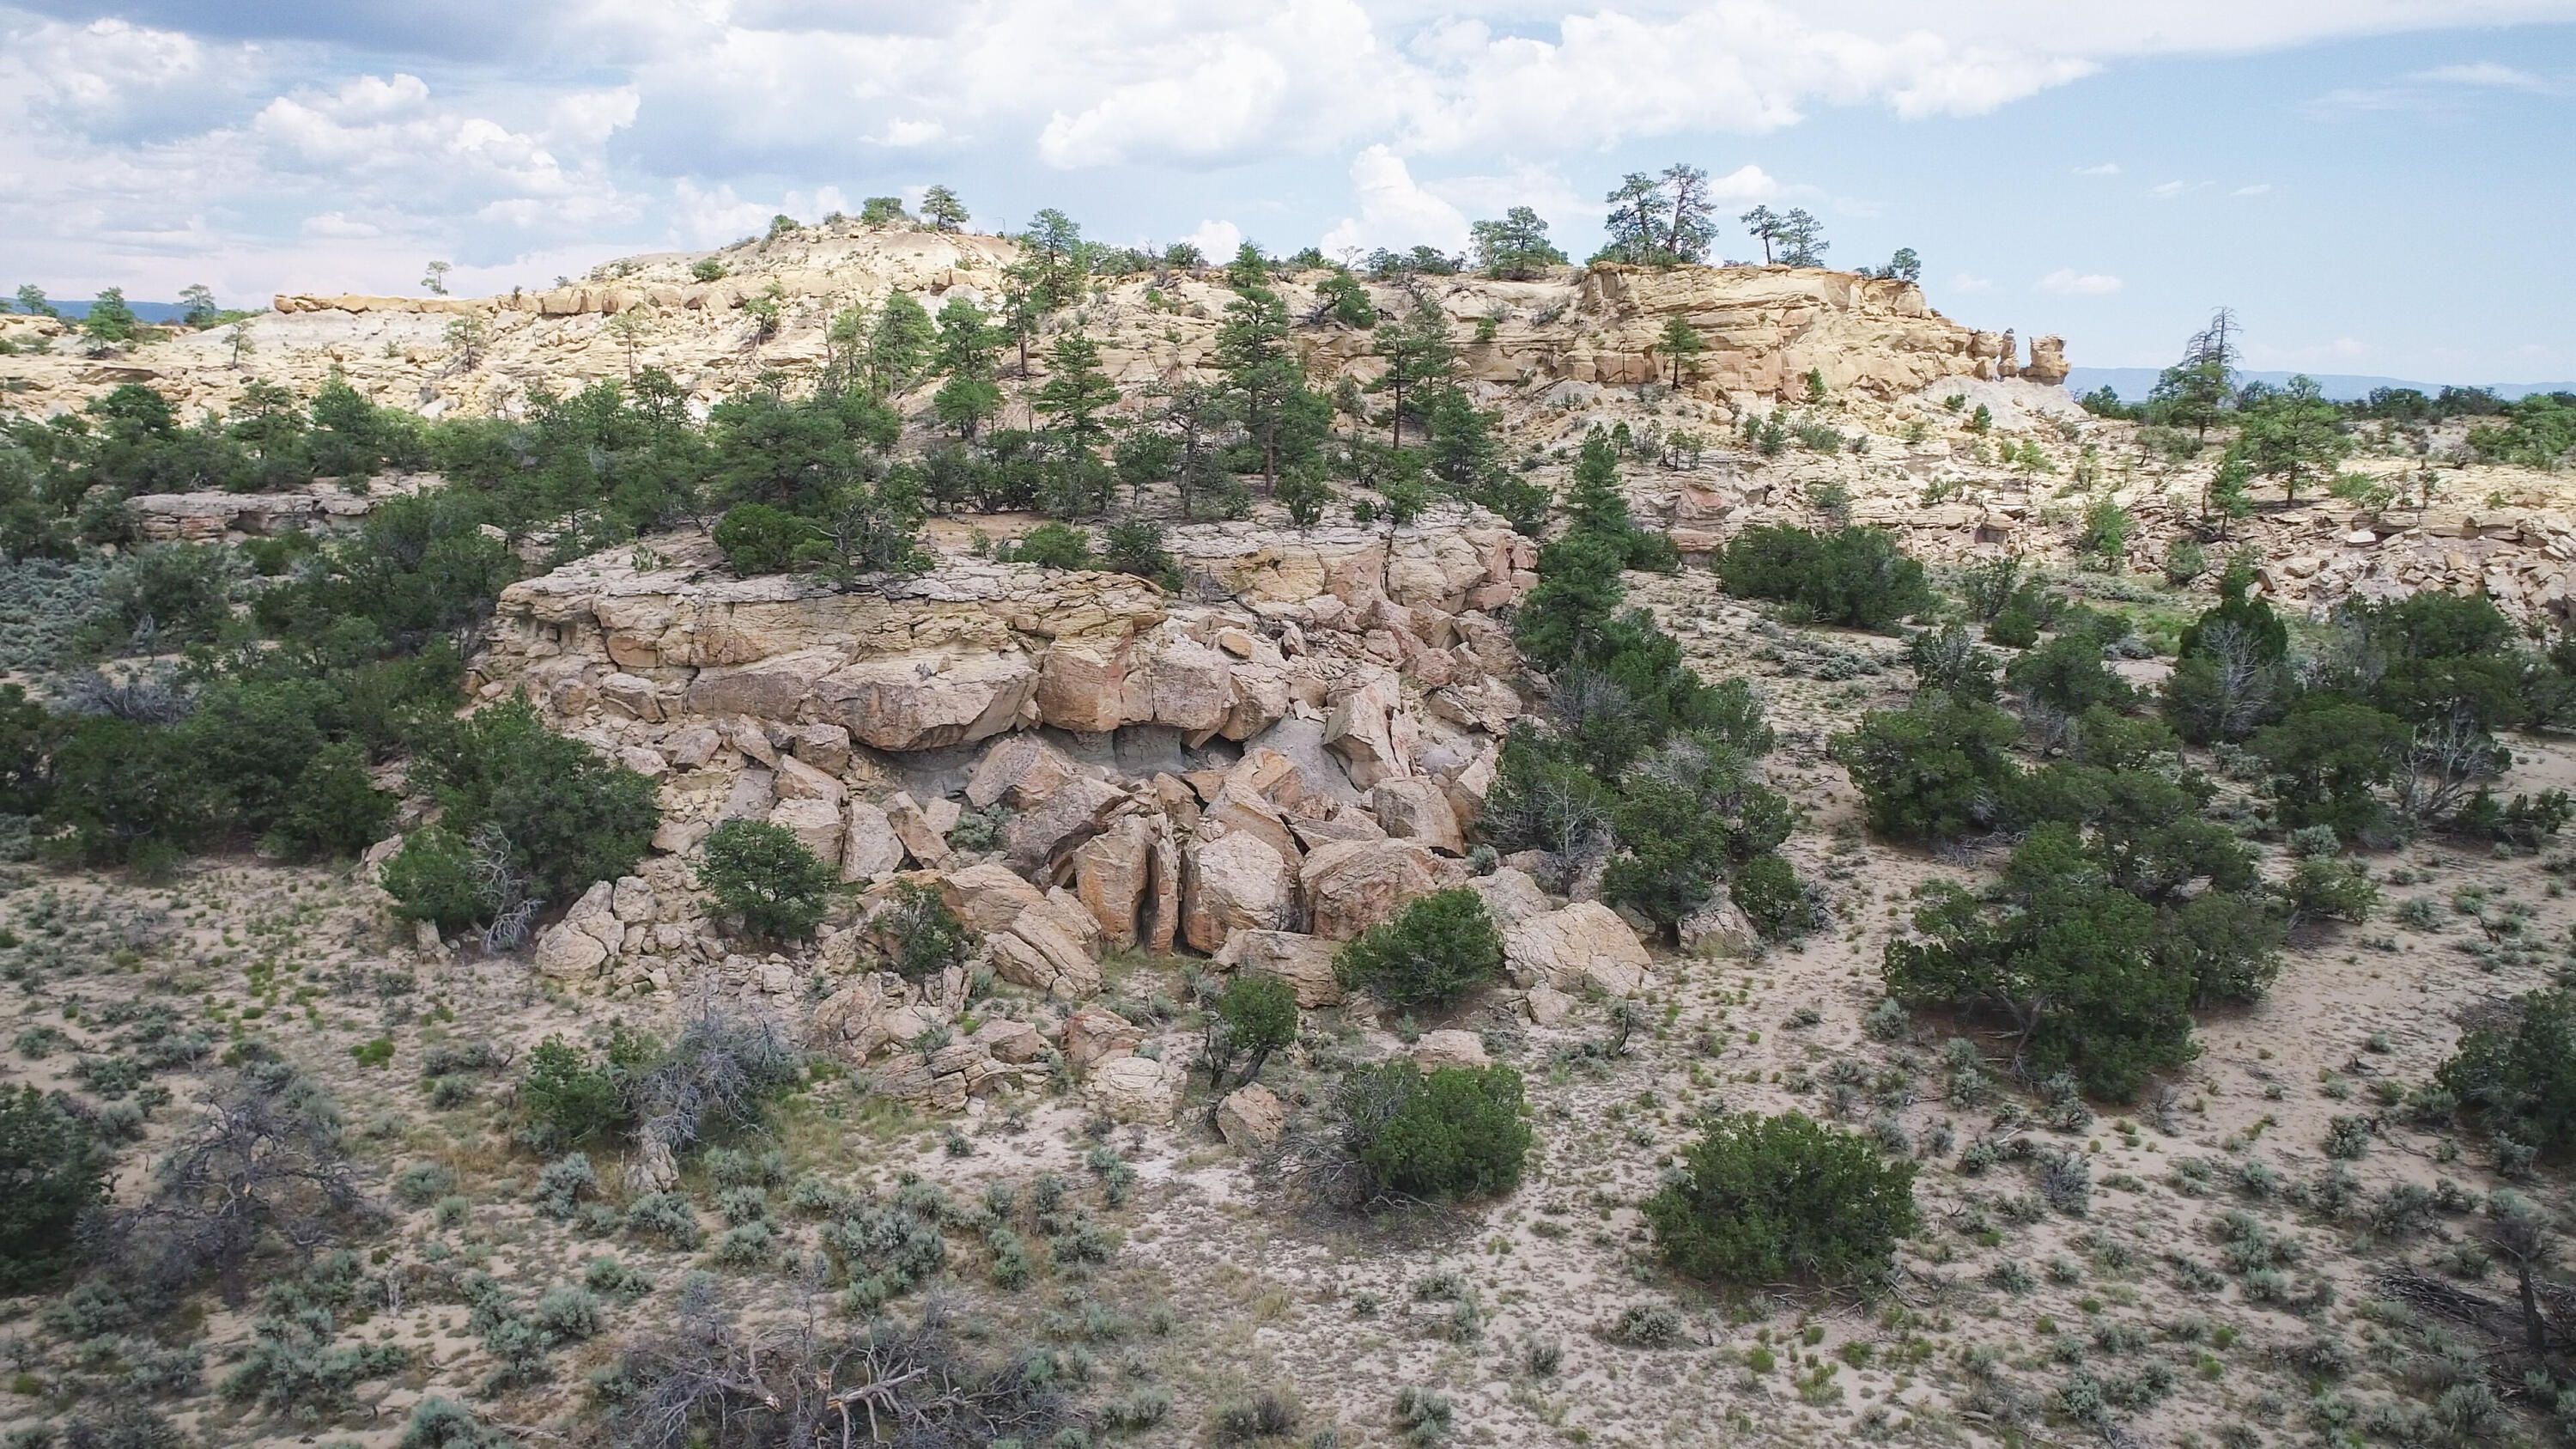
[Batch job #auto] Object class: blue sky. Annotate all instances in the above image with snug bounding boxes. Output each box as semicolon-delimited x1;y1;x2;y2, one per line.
3;2;2571;380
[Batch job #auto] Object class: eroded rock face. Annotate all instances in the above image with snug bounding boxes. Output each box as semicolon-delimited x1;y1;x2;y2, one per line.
1503;902;1654;998
1301;838;1457;941
1216;1083;1285;1148
1213;928;1344;1007
1086;1055;1185;1125
1182;831;1292;953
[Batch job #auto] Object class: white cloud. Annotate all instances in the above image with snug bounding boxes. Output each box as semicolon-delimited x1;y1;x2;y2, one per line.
875;118;946;147
2037;268;2122;295
2150;180;2193;198
2233;182;2272;196
2074;161;2120;176
1948;273;1995;293
2412;61;2550;88
300;212;383;239
1706;164;1781;200
1319;144;1470;255
1181;218;1245;259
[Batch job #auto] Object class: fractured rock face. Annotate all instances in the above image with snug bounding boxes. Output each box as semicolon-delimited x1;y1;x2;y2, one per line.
1001;776;1128;874
1503;902;1653;997
966;734;1078;809
1072;814;1157;950
811;652;1039;752
1213;928;1344;1007
842;801;906;881
1182;831;1292;953
768;797;846;863
1300;837;1455;941
1085;1054;1184;1125
1216;1083;1285;1148
1413;1028;1491;1069
1372;777;1463;854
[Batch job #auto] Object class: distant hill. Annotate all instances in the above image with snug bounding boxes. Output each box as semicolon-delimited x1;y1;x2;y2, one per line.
31;300;198;324
2066;367;2575;405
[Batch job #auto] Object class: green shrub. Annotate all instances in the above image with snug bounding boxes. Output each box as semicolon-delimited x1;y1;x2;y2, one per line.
1984;601;2041;649
1732;853;1816;941
380;827;483;933
2249;697;2408;841
1337;1061;1530;1200
2004;636;2133;716
1009;521;1094;569
267;741;393;860
1829;693;2021;843
1334;889;1504;1008
697;819;838;941
410;697;659;906
1101;519;1180;590
1644;1111;1919;1285
875;880;973;980
519;1032;644;1151
1602;735;1791;930
713;502;811;576
1716;525;1932;630
2436;989;2576;1154
0;1084;109;1290
1210;971;1298;1088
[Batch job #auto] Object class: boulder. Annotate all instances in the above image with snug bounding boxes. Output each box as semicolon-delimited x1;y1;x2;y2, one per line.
1216;1083;1285;1149
1001;776;1128;873
768;797;847;863
1072;815;1156;949
1322;674;1407;787
1062;1007;1143;1075
1522;983;1575;1026
1300;837;1455;941
772;752;847;804
1182;831;1292;953
965;734;1078;808
783;722;853;774
720;767;776;820
1467;867;1554;926
972;1017;1050;1065
665;727;721;769
1680;895;1761;959
1413;1028;1491;1069
939;861;1049;933
1503;902;1652;997
1145;822;1182;953
533;920;610;978
1214;929;1344;1008
1086;1054;1184;1125
611;875;656;923
811;651;1038;752
842;801;907;881
1372;777;1464;853
884;792;951;868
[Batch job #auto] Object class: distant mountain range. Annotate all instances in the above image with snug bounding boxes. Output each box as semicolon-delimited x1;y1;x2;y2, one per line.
2066;367;2575;404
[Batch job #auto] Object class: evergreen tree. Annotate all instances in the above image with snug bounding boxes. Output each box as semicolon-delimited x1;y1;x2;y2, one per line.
1214;280;1315;490
1656;317;1704;385
1774;210;1828;267
179;283;220;329
81;286;138;344
1032;332;1118;452
1601;173;1670;264
1467;206;1568;279
2148;308;2241;439
862;291;935;399
1658;163;1716;262
1368;305;1459;447
1739;205;1783;264
2235;374;2351;503
920;185;969;233
930;295;1003;439
14;284;55;318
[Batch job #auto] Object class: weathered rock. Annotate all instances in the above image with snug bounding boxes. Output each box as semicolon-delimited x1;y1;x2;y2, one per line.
1372;777;1464;853
611;875;656;923
965;734;1078;808
842;801;907;881
811;651;1039;752
1001;776;1127;873
773;752;847;804
665;727;721;769
1214;928;1345;1007
1300;837;1455;940
1182;831;1292;953
1503;902;1653;996
939;862;1048;933
1679;896;1761;959
1522;983;1575;1026
783;722;852;774
1467;867;1554;926
1216;1083;1285;1148
1322;674;1407;788
533;920;610;978
720;767;776;820
1145;822;1182;953
972;1017;1050;1064
1413;1028;1491;1069
1063;1007;1144;1075
1086;1054;1184;1125
768;797;846;863
884;792;951;868
1072;815;1156;949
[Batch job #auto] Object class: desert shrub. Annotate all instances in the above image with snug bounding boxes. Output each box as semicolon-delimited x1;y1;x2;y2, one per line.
1644;1111;1919;1285
1336;1061;1530;1201
2005;635;2133;717
874;880;974;981
518;1030;647;1151
2249;696;2409;841
1608;1303;1688;1347
1885;826;2193;1099
1207;971;1298;1088
399;1396;513;1448
57;1403;185;1449
533;1153;599;1219
1716;525;1932;630
1602;734;1791;930
393;1160;456;1207
95;542;236;650
822;1201;948;1304
2437;989;2576;1155
626;1005;801;1161
1830;692;2021;843
1008;521;1093;569
1732;853;1817;941
1100;519;1180;590
1212;1389;1303;1444
0;1084;111;1290
624;1191;703;1249
2281;856;2379;925
405;696;659;909
712;503;811;576
222;1306;408;1417
1334;889;1504;1008
378;827;483;933
697;819;838;941
1479;729;1616;865
1908;624;1998;701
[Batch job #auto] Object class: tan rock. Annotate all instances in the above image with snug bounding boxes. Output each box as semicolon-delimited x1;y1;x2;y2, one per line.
938;861;1048;933
1679;896;1761;959
965;734;1077;808
1063;1007;1144;1075
1086;1054;1185;1125
1182;831;1293;953
533;920;610;978
1467;867;1554;926
783;722;852;774
720;767;776;820
884;792;951;868
1372;777;1464;853
1322;674;1407;787
1214;928;1344;1007
1522;983;1575;1026
1413;1028;1491;1069
598;672;663;721
1300;837;1455;941
768;797;846;863
1001;776;1128;872
842;801;906;881
665;728;721;769
1145;821;1182;953
1504;902;1652;996
811;651;1039;752
773;752;847;804
1072;815;1156;949
972;1017;1050;1065
1216;1082;1285;1148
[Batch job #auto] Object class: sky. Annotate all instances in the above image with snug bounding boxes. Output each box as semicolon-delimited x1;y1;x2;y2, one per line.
3;2;2572;380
